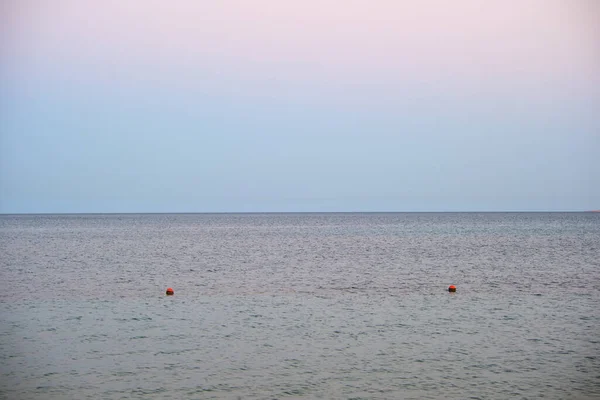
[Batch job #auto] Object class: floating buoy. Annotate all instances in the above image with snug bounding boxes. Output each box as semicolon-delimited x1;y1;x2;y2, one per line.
166;287;174;295
448;285;456;292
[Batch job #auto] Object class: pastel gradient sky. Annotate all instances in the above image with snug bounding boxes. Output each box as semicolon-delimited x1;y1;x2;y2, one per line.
1;0;599;213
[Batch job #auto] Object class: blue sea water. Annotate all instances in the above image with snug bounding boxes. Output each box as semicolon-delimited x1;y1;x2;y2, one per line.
0;212;599;399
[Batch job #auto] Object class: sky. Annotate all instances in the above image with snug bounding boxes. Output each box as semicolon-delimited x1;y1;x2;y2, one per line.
1;0;599;213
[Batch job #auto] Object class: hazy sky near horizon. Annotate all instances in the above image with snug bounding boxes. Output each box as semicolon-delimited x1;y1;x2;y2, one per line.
1;0;599;212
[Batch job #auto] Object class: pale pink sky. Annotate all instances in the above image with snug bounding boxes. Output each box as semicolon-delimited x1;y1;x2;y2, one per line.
1;0;599;212
4;0;599;93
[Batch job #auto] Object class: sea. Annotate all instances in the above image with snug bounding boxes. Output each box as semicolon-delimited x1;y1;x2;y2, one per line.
0;212;599;399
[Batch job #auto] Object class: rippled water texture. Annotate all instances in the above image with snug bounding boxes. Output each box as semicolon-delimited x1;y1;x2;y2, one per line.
1;213;599;399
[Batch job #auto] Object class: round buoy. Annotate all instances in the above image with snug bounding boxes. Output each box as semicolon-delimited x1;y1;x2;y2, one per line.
166;287;174;295
448;285;456;292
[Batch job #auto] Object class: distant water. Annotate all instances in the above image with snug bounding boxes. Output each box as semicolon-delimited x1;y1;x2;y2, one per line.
1;213;599;399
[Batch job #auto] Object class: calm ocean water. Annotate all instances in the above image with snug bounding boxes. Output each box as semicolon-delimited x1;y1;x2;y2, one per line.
0;213;599;399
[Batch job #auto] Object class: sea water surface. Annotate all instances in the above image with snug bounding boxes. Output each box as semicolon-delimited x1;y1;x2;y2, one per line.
0;213;599;399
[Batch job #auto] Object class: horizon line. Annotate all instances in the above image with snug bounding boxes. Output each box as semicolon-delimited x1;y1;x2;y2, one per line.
1;210;598;216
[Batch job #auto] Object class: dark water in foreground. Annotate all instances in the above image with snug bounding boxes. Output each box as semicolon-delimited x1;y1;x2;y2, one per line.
0;213;599;399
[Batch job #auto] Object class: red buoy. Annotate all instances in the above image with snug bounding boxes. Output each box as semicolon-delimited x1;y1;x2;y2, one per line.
448;285;456;292
166;287;174;295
